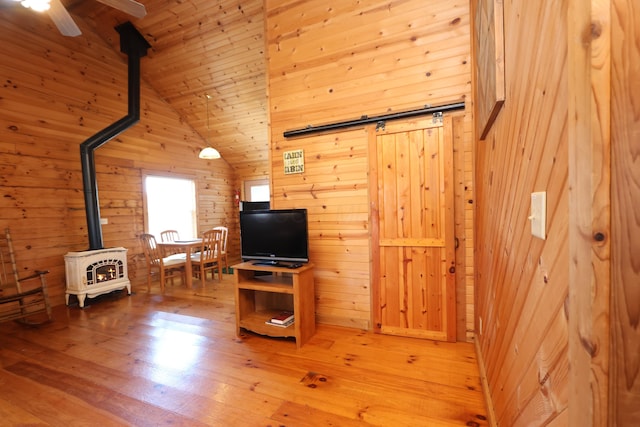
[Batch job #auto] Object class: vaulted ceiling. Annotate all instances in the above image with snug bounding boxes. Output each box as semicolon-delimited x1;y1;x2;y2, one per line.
7;0;268;174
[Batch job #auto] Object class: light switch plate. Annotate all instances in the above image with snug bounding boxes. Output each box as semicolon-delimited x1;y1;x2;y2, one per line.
530;192;546;240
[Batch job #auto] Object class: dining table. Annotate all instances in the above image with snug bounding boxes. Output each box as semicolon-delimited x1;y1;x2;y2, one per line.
157;239;202;288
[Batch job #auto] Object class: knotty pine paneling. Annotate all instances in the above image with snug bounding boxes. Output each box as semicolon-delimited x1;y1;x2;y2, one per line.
271;128;372;329
0;13;238;305
610;0;640;422
266;0;474;337
74;0;270;177
473;0;570;424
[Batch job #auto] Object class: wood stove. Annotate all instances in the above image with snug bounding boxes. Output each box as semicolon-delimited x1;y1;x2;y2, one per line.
64;248;131;308
63;24;148;309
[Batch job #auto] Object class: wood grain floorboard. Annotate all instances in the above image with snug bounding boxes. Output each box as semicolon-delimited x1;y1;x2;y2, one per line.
0;275;487;426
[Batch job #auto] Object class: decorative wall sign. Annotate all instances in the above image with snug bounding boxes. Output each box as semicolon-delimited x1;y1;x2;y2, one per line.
283;149;304;174
473;0;505;140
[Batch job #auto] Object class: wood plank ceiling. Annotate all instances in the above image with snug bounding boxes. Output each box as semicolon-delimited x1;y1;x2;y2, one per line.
65;0;268;174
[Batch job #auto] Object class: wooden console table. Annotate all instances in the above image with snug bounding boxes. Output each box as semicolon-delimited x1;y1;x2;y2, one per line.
234;261;315;348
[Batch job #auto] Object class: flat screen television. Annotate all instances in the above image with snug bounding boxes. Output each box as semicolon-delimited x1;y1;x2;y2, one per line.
239;208;309;265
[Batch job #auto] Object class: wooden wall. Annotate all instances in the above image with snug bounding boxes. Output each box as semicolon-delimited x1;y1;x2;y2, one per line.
475;0;640;423
473;0;570;424
610;0;640;421
0;12;238;306
567;0;611;424
265;0;475;338
568;3;640;424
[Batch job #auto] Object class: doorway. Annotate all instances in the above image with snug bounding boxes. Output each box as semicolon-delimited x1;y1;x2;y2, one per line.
243;179;270;202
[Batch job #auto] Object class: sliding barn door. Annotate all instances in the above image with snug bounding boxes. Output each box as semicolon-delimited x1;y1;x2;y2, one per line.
369;117;456;342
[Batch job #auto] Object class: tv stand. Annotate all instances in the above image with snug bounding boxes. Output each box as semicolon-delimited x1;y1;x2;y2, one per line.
234;261;315;348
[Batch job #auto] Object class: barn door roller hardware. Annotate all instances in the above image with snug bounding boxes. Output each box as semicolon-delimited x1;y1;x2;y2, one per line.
282;101;464;138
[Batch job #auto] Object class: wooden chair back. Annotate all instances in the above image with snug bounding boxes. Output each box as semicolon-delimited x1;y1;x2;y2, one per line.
199;228;222;263
140;233;162;268
0;227;52;324
160;230;180;242
212;226;229;271
160;230;182;255
212;226;227;252
191;228;223;285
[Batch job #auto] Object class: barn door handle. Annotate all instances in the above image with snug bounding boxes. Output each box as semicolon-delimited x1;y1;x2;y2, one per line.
455;237;459;249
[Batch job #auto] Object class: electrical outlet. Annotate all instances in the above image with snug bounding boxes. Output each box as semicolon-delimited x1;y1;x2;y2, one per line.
529;192;546;240
100;218;108;225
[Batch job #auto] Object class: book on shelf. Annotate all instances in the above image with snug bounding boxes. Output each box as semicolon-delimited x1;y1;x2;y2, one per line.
265;318;294;328
270;311;294;324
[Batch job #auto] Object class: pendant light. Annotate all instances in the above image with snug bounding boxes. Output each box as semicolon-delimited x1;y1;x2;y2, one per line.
199;94;221;159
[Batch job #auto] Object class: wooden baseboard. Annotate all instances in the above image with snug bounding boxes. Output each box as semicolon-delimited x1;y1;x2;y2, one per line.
474;337;498;427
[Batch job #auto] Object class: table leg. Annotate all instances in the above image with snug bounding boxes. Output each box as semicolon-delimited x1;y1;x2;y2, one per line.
185;247;193;288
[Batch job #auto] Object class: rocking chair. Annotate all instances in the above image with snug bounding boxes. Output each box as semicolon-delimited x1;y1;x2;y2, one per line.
0;227;53;325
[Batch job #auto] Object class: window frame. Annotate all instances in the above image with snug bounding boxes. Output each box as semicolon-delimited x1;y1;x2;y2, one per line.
142;171;199;239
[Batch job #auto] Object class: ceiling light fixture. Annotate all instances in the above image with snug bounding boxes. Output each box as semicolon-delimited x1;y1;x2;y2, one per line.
198;94;221;160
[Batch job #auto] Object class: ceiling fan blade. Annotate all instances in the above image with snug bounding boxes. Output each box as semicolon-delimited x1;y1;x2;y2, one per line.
95;0;146;18
48;0;81;37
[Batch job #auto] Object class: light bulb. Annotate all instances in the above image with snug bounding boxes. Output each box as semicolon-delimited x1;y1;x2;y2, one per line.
21;0;51;12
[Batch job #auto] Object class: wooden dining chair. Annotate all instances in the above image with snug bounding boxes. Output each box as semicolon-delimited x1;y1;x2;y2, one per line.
159;229;182;255
160;230;179;242
140;233;186;292
212;226;229;273
190;228;223;286
0;227;52;325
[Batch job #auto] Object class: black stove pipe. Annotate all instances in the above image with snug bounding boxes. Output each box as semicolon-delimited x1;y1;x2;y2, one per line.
80;22;150;250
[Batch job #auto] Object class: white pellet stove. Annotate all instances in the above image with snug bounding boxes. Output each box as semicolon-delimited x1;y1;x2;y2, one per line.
64;247;131;308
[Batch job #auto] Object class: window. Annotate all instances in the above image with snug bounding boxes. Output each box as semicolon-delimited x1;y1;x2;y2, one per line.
143;174;197;239
244;179;269;202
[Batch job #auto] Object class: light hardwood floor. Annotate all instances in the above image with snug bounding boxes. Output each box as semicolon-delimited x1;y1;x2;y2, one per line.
0;274;488;426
